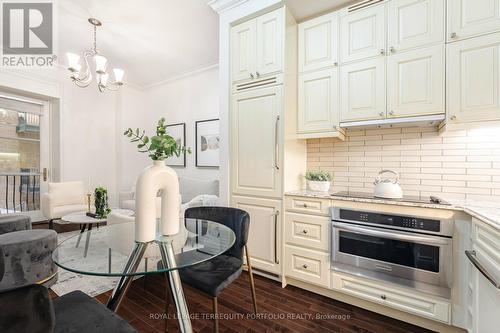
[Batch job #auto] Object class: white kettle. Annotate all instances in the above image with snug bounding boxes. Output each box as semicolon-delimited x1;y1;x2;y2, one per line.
373;169;403;199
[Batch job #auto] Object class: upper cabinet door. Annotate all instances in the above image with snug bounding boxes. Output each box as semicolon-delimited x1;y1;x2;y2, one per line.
387;45;444;118
447;32;500;122
298;68;339;133
231;20;257;82
448;0;500;41
256;8;284;77
231;86;283;198
298;12;339;73
340;4;387;63
388;0;445;52
340;58;386;122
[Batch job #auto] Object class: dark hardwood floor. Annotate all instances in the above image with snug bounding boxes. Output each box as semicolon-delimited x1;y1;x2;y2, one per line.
93;272;433;333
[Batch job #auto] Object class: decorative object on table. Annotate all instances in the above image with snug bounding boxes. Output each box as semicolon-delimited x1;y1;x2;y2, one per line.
373;169;403;199
66;18;125;93
124;118;191;241
165;123;186;167
305;170;332;192
195;118;220;167
94;187;111;218
86;193;92;213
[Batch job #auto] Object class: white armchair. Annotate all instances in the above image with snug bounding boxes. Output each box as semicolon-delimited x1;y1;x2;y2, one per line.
41;181;87;229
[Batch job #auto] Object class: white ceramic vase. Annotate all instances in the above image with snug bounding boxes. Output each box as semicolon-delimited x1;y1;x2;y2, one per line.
135;160;180;242
307;180;331;192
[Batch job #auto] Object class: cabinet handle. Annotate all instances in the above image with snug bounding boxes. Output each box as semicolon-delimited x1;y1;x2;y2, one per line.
250;73;254;79
449;115;457;120
302;229;308;234
380;294;387;300
334;62;338;67
465;250;500;289
379;112;385;117
274;115;280;170
450;32;457;39
389;111;395;116
256;71;260;78
274;211;279;264
380;49;385;55
389;46;395;53
302;264;308;269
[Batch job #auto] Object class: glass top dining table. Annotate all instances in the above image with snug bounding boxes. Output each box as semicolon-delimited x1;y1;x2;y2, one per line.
52;218;236;277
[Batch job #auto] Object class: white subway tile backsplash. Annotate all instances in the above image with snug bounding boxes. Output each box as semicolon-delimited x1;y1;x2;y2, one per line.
306;126;500;200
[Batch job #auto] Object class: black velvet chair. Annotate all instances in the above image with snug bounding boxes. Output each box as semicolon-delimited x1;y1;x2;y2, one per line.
174;206;257;332
0;284;137;333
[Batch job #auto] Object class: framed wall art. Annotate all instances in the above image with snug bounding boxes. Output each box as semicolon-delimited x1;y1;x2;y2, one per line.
165;122;186;167
195;119;219;168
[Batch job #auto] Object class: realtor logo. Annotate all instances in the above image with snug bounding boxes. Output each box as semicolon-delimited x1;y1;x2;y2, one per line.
1;1;55;66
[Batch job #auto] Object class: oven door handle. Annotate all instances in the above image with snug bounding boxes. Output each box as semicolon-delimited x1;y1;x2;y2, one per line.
332;222;451;245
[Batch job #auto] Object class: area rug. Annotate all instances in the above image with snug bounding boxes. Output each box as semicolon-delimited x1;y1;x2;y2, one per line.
50;230;122;297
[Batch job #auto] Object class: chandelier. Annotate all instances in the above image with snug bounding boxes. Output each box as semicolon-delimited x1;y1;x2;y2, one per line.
66;18;124;92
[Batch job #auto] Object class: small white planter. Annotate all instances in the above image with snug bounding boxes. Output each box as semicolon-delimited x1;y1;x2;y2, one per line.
307;181;331;192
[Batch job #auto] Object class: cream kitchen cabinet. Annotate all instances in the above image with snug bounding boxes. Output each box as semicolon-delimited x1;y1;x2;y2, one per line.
447;32;500;123
340;57;386;122
331;271;451;323
466;219;500;333
298;12;339;73
339;2;386;64
448;0;500;42
387;45;445;118
231;7;283;83
388;0;445;52
231;86;283;198
232;195;281;275
298;68;339;134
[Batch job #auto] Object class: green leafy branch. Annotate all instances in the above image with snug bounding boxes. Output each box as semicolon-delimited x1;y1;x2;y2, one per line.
123;118;191;161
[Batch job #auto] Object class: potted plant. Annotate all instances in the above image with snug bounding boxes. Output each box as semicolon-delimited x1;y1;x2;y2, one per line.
123;118;191;239
94;187;111;218
305;170;332;192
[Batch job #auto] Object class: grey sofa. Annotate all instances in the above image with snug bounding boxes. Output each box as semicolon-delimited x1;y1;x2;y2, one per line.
0;215;57;291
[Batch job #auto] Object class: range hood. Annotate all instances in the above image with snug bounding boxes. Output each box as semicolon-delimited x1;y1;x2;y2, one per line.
340;114;445;129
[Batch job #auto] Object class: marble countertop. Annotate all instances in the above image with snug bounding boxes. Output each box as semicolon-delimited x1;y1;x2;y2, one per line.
285;190;500;231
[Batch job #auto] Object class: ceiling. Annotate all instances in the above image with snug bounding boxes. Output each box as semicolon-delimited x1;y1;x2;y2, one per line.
286;0;357;21
58;0;219;88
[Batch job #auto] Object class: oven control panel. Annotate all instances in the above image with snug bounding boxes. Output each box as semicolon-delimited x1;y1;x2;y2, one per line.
338;209;440;232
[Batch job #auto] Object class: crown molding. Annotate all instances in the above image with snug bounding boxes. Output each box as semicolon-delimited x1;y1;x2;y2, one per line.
143;62;219;90
207;0;249;14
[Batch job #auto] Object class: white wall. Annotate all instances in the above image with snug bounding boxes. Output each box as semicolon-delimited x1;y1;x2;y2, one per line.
118;66;220;191
0;68;138;207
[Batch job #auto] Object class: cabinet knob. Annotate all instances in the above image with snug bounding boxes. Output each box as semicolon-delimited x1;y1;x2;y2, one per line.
334;62;338;67
389;46;395;53
389;111;395;116
302;203;308;208
381;294;387;300
380;49;386;55
302;229;308;234
256;71;260;78
449;115;457;120
450;32;457;39
379;112;385;117
302;264;308;269
250;73;254;79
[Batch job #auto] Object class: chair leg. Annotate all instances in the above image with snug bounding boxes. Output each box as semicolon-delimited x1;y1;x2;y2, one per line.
245;245;258;314
213;297;219;333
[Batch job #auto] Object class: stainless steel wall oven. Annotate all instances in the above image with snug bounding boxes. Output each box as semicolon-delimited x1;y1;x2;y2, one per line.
331;207;454;298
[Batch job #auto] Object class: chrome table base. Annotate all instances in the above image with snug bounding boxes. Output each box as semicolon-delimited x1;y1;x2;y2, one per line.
106;241;193;333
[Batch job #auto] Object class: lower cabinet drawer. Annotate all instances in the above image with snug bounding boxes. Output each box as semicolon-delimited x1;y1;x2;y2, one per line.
285;245;330;287
285;213;330;251
331;272;451;323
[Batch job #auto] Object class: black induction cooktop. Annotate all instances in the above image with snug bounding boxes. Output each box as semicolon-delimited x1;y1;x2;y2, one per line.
330;191;451;206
